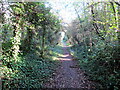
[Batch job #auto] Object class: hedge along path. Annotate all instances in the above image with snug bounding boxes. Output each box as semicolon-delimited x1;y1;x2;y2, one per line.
44;43;96;89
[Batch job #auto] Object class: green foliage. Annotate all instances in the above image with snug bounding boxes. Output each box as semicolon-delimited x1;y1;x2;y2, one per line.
2;41;13;52
71;41;120;89
1;2;61;89
2;49;58;89
68;2;120;89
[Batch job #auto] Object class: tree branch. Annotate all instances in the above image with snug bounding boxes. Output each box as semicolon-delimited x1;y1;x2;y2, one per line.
111;0;120;6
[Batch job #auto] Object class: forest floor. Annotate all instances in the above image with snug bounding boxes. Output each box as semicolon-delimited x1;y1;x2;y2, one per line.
44;43;96;89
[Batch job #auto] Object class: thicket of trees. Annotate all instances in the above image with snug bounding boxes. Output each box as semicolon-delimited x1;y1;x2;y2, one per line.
67;1;120;89
0;1;61;89
0;0;120;89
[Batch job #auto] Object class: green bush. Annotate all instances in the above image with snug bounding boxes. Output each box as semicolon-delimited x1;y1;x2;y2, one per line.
1;49;58;89
71;42;120;89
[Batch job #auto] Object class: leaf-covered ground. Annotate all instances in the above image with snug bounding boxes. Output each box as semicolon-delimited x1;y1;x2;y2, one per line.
44;44;96;89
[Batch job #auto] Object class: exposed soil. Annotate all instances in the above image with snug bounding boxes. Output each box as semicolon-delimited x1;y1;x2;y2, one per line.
44;44;96;89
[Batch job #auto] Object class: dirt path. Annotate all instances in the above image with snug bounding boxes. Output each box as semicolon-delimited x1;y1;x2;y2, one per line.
44;44;95;89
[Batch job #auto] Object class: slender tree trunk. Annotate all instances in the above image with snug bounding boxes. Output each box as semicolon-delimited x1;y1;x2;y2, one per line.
41;25;46;57
91;5;105;40
27;28;33;51
0;1;5;89
74;7;82;28
117;5;120;44
89;32;92;48
110;2;117;21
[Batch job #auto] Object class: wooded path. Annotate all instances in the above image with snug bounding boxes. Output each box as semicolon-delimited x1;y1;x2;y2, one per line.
44;44;95;89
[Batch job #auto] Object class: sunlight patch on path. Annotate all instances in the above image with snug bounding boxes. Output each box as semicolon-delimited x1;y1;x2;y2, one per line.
44;42;96;89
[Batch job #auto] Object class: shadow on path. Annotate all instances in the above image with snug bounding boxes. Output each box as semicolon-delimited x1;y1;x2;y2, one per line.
44;43;96;89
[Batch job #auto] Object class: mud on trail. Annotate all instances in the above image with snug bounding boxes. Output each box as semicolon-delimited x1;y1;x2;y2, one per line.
44;44;96;89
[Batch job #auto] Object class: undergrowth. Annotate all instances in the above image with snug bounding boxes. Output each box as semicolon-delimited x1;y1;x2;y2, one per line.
71;42;120;90
1;45;62;89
